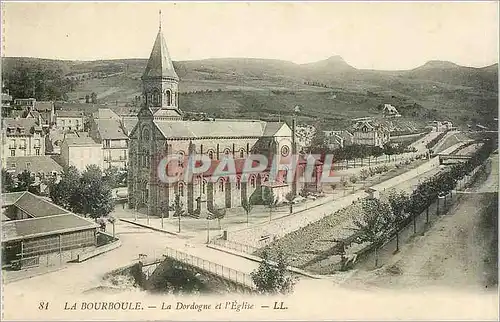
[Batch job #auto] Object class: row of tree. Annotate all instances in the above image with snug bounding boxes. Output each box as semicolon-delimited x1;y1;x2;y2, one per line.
352;139;494;267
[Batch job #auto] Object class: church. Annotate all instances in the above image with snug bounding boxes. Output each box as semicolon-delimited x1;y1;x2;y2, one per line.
127;23;320;219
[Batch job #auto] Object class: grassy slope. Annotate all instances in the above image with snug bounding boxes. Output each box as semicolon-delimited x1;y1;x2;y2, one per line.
2;57;497;130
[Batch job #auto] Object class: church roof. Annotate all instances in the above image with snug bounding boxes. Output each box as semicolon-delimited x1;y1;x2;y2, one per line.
142;29;179;80
153;120;285;139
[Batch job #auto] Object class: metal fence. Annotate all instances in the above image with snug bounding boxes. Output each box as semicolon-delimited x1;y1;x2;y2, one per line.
164;247;255;289
211;238;259;255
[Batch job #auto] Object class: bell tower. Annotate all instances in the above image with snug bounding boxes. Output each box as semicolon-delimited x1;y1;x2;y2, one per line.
141;10;182;120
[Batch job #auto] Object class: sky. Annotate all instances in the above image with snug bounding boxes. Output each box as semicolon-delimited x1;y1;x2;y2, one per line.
2;1;499;70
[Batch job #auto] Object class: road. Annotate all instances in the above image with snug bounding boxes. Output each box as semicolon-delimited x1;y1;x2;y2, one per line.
345;154;498;292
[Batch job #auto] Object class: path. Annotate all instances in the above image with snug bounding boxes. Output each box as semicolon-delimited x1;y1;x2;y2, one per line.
345;154;498;292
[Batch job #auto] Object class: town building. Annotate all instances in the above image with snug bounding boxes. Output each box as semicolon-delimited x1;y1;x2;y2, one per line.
351;119;390;147
1;191;99;269
127;25;319;218
89;109;129;170
55;110;85;132
4;155;62;194
382;104;401;117
3;118;46;157
60;134;102;172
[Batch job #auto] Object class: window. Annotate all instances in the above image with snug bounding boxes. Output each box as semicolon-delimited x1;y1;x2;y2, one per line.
236;176;241;190
35;139;40;147
9;139;15;149
239;148;245;158
10;150;15;157
177;152;184;168
26;162;31;168
250;175;256;188
142;128;150;141
202;180;206;194
218;178;225;192
178;182;185;197
165;90;172;106
208;150;214;160
152;88;160;106
223;148;230;158
20;139;26;149
35;148;40;156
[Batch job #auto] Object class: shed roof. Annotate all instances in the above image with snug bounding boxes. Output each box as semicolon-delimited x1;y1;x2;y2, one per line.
2;214;98;242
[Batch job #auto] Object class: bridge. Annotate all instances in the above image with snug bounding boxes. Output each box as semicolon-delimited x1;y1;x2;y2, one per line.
438;154;472;165
138;246;256;292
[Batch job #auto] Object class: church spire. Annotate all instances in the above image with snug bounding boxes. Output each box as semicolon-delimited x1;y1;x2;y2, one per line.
142;19;179;81
159;9;162;31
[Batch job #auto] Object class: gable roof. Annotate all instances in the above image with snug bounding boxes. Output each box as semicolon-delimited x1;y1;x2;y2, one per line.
95;119;128;140
143;29;179;80
6;156;63;175
152;120;268;139
93;108;120;120
121;117;138;135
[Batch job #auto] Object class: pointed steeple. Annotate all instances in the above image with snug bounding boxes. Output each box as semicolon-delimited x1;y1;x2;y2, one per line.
142;19;178;80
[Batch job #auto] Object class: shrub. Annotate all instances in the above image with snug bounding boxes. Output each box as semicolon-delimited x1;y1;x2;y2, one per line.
349;175;358;184
359;169;369;180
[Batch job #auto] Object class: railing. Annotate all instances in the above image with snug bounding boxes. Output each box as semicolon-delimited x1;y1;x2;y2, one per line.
163;246;255;289
211;238;259;255
11;256;40;270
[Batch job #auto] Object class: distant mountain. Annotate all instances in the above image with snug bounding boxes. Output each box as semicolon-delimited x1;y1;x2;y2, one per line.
301;55;356;73
402;60;498;91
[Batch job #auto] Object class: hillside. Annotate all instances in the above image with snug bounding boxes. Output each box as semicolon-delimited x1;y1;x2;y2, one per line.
2;56;498;130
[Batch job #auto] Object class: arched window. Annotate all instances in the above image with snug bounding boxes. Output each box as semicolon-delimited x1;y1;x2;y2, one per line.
236;176;241;190
178;182;185;197
223;148;231;158
239;148;245;158
208;150;215;160
152;88;160;106
165;90;172;106
202;179;207;194
177;151;184;168
250;175;256;188
142;128;150;141
218;178;225;192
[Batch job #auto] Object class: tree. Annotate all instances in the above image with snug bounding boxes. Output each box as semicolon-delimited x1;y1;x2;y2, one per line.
209;205;226;230
91;92;98;104
16;170;35;192
308;130;329;155
241;193;254;225
103;166;120;189
2;169;16;193
262;187;276;222
352;198;393;267
285;191;295;215
173;193;185;233
50;165;114;219
50;165;81;211
78;165;114;219
250;250;295;294
386;189;410;252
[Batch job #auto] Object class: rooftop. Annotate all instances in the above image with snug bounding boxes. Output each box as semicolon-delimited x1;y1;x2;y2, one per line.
56;110;85;118
96;119;128;140
6;156;63;175
1;191;99;242
143;28;179;80
150;120;287;139
3;214;98;242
